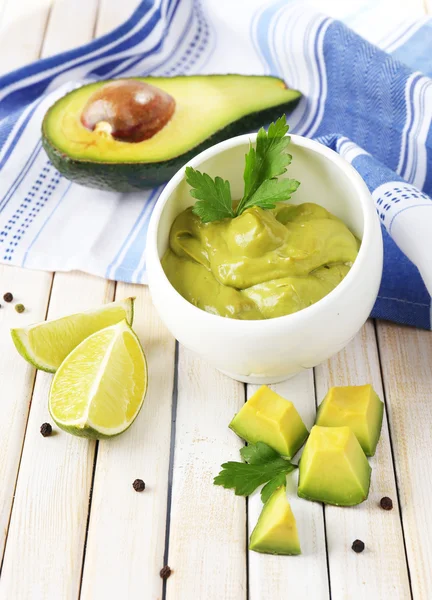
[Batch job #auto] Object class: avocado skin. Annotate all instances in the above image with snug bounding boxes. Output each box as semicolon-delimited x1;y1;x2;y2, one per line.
42;98;301;192
297;484;370;507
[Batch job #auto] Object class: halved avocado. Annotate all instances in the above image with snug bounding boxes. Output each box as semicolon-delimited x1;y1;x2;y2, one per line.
42;75;301;192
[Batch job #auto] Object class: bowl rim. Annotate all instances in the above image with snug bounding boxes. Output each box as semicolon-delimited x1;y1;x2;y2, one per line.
146;132;380;330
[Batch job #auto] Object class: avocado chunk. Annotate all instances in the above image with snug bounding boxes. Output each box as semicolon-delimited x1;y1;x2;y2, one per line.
298;426;371;506
229;385;308;458
316;384;384;456
42;75;301;192
249;485;301;555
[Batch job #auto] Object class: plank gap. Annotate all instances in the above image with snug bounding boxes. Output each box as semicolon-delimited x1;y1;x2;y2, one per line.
0;272;54;575
313;366;333;600
321;506;332;600
78;440;100;599
245;496;250;600
91;0;102;39
162;340;180;600
243;383;250;600
374;320;414;599
38;0;55;58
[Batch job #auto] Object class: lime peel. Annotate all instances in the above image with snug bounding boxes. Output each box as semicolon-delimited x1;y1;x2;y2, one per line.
11;297;135;372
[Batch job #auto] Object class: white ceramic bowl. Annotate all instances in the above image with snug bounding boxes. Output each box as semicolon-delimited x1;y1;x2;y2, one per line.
146;134;383;384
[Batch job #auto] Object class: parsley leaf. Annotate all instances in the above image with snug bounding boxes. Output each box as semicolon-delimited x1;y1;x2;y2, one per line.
239;178;300;213
213;461;295;496
260;473;287;503
185;114;300;223
214;442;297;497
236;115;297;216
240;441;280;464
187;167;235;223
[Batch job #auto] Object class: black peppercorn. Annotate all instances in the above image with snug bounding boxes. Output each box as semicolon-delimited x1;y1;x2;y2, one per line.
15;304;25;313
40;423;53;437
352;539;365;553
3;292;13;302
380;496;393;511
160;566;172;579
133;479;145;492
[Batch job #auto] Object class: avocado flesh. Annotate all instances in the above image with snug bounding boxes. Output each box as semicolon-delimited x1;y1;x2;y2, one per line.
298;426;371;506
162;203;359;320
316;385;384;456
42;75;301;191
249;485;301;555
229;385;309;458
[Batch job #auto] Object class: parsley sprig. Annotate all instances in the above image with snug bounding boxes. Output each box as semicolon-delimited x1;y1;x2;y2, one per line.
214;441;297;503
186;115;300;223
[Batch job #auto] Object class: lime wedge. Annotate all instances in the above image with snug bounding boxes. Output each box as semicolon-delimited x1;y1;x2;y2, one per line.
49;320;147;439
11;297;134;372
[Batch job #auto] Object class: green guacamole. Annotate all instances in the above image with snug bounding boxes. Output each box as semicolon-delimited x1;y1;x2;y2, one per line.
162;203;360;320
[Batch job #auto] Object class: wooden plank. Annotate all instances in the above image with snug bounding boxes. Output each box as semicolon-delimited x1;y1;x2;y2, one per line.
42;0;99;57
314;321;411;599
95;0;139;37
166;348;247;600
0;272;114;600
0;267;52;561
248;371;330;600
0;0;52;74
0;0;8;32
377;322;432;599
0;0;104;595
80;284;176;600
80;2;176;597
0;0;96;572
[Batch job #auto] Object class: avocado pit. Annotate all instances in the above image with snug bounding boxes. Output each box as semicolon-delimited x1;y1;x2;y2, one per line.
81;79;175;143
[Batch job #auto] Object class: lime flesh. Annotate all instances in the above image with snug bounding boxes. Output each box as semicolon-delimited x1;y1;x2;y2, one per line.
49;320;147;439
11;297;134;372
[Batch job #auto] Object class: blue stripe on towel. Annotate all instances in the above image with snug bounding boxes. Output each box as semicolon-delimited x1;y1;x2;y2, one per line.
391;21;432;77
0;1;430;330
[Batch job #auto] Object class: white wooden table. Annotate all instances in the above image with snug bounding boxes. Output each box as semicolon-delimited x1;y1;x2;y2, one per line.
0;1;431;598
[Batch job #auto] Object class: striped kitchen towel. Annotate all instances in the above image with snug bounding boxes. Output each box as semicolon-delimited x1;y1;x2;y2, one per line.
0;0;431;329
